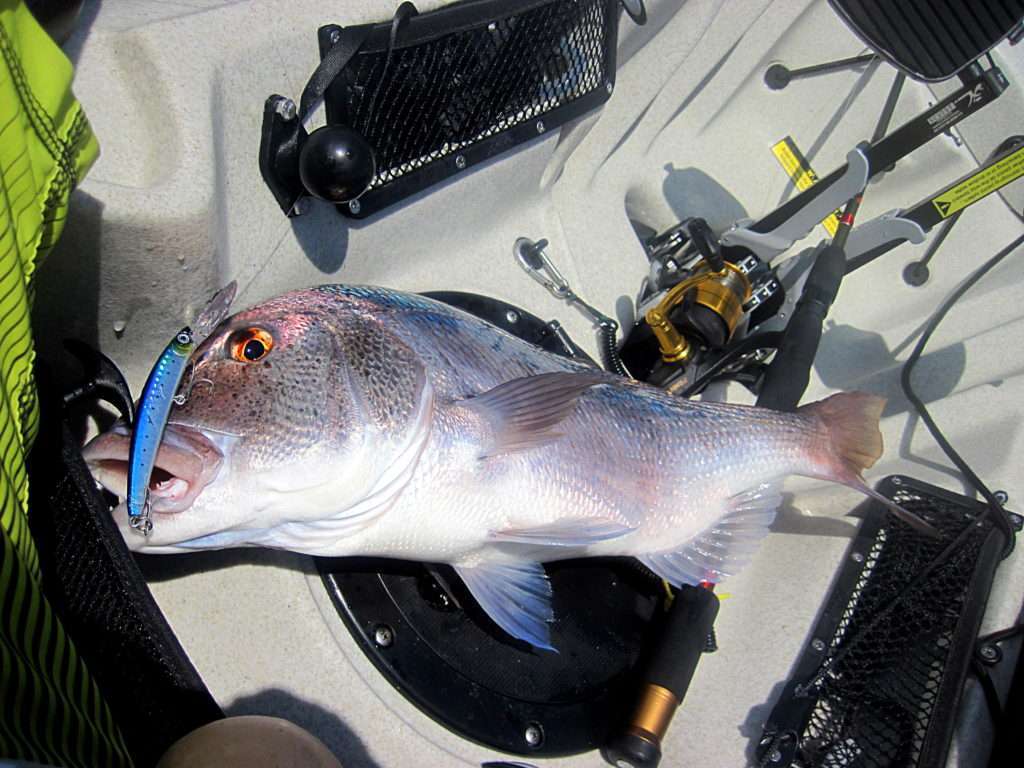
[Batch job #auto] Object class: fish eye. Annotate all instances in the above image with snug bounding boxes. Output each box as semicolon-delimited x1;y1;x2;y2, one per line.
229;327;274;363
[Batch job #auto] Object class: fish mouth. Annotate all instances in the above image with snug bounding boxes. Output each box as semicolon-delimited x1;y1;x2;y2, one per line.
83;422;225;514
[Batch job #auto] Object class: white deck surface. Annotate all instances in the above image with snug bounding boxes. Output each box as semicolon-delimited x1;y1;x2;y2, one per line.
32;1;1024;765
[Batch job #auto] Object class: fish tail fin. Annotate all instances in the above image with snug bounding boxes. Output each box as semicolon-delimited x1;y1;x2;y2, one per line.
800;392;885;475
800;392;939;538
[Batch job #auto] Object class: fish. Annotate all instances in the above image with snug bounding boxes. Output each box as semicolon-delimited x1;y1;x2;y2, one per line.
83;285;931;650
125;282;237;533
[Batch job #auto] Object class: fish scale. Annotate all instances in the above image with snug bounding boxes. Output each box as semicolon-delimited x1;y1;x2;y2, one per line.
85;285;934;650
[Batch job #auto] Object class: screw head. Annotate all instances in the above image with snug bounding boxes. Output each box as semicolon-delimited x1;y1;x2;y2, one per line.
979;644;1000;663
851;552;864;563
330;28;341;44
506;310;519;324
994;490;1009;505
455;154;467;169
769;748;783;763
536;120;545;134
524;723;544;748
811;638;826;652
892;476;903;486
373;624;394;648
348;199;361;215
605;80;613;94
274;97;297;121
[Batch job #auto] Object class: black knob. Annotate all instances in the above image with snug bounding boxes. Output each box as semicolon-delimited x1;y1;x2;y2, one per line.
298;124;376;203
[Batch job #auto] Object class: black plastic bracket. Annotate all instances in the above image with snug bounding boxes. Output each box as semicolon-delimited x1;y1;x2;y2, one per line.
258;95;308;217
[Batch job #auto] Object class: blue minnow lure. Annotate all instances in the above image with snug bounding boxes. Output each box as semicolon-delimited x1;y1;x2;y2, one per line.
126;329;194;533
127;281;237;534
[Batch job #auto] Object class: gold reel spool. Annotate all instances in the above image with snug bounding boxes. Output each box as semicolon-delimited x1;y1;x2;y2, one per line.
645;263;752;363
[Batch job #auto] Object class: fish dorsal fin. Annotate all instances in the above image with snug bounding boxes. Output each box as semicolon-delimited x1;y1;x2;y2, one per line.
455;561;556;651
639;484;781;586
488;517;635;548
461;372;607;458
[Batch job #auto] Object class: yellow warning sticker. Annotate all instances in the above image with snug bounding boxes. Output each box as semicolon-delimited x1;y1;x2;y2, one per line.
771;137;840;236
931;146;1024;218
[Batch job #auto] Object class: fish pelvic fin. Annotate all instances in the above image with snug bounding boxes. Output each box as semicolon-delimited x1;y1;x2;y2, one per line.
640;484;782;586
455;560;556;652
462;371;607;458
800;392;939;538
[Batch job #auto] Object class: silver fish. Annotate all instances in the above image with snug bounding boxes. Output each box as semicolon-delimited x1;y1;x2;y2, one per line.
83;285;928;650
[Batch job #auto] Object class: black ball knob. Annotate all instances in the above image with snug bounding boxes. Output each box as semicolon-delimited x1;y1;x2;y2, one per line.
298;124;376;203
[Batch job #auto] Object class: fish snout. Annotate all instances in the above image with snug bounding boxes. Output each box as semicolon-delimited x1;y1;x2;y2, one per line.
82;422;225;514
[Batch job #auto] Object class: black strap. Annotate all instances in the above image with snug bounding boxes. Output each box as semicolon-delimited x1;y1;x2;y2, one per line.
299;2;419;123
367;1;419;122
299;25;374;121
29;369;223;767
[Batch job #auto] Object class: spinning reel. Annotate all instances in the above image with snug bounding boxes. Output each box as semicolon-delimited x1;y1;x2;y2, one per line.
621;218;783;393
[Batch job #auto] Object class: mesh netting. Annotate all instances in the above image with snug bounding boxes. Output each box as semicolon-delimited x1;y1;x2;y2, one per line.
337;0;612;188
788;485;996;767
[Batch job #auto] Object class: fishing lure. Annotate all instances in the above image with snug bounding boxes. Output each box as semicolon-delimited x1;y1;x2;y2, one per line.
127;281;237;534
126;329;194;533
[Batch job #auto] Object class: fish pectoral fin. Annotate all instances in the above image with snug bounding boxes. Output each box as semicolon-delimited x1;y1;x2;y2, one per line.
461;371;607;458
455;560;556;652
639;483;781;587
488;517;635;547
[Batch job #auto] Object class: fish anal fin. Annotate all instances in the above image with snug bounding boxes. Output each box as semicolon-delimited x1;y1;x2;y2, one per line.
455;561;556;651
461;372;607;458
640;484;781;587
488;517;635;548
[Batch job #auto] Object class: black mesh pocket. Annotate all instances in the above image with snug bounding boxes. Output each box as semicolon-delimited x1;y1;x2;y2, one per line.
759;476;1008;768
323;0;618;216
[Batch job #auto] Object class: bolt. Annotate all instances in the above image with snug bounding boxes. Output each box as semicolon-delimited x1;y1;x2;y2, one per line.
373;624;394;648
274;97;297;121
811;638;826;652
524;723;544;748
348;199;361;215
330;28;341;44
605;80;613;95
1009;512;1024;531
769;748;783;763
536;120;545;134
455;154;466;169
506;310;519;324
994;490;1009;505
892;476;903;486
979;644;999;663
112;320;127;337
851;552;864;563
